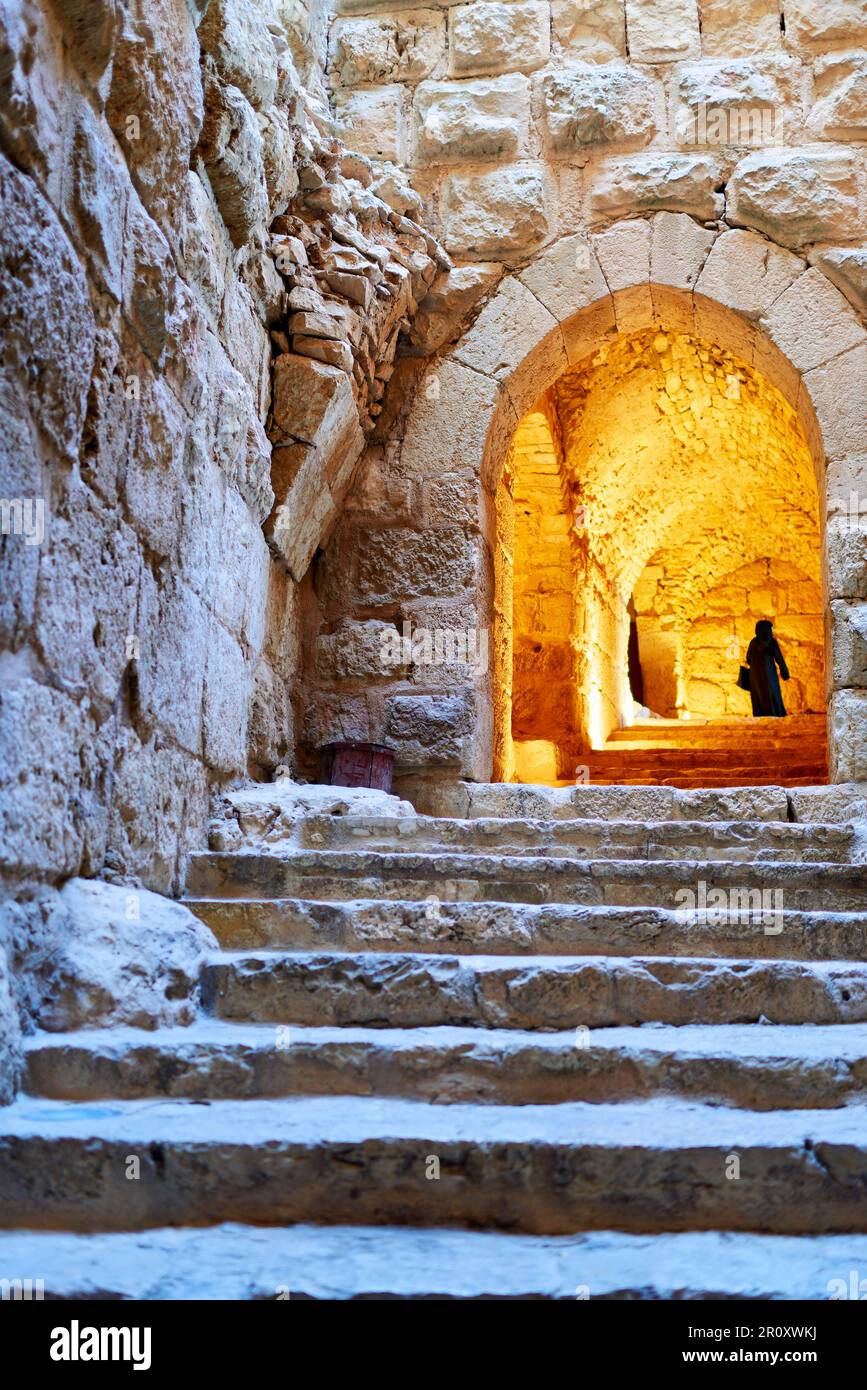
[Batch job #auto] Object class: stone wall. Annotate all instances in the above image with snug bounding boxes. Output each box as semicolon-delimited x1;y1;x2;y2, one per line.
0;0;449;1054
311;0;867;787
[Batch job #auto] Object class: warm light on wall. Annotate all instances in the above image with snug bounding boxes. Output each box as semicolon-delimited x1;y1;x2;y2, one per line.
495;323;822;779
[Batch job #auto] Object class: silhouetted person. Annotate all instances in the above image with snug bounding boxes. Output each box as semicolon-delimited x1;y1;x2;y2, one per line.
747;619;789;718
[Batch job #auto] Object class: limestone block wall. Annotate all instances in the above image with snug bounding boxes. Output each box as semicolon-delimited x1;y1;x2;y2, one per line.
0;0;450;1041
311;0;867;786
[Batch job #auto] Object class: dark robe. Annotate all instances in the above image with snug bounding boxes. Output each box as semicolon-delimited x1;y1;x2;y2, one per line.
747;635;789;717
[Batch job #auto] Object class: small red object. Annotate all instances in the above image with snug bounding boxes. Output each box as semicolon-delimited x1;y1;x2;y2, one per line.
319;741;395;792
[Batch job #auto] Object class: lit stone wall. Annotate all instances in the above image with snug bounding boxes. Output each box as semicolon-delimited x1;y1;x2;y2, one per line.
494;321;822;760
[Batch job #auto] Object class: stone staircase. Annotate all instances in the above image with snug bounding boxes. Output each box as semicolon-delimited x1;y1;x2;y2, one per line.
582;713;828;788
3;780;867;1298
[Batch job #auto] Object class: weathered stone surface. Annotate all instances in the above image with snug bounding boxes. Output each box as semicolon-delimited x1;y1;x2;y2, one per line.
727;151;861;250
413;75;531;164
199;0;279;110
540;63;657;151
695;229;802;321
551;0;626;61
829;689;867;781
826;522;867;600
590;153;724;223
36;879;216;1033
209;780;415;854
810;246;867;318
441;166;550;257
649;212;715;291
624;0;701;63
785;0;867;49
0;152;95;460
197;76;269;248
810;52;867;139
329;13;445;86
332;85;406;162
830;600;867;688
760;268;866;373
697;0;785;57
449;2;550;78
0;945;22;1105
407;263;503;353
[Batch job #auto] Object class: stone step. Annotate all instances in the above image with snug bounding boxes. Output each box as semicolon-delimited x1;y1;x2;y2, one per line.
0;1222;863;1299
405;781;861;823
201;950;867;1029
188;896;867;961
609;718;826;747
23;1020;867;1111
3;1094;867;1235
290;814;856;862
186;850;867;911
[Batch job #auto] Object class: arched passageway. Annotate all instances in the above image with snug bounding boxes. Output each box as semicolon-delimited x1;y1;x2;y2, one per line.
496;319;827;786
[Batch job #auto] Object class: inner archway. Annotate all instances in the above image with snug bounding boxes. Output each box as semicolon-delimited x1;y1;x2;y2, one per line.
495;321;827;786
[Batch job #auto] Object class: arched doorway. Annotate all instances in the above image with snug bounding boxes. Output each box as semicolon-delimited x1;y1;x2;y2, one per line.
495;318;826;786
312;215;867;790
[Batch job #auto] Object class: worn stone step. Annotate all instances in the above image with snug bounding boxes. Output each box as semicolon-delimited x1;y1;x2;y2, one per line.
186;850;867;911
290;814;856;863
3;1094;867;1235
23;1020;867;1111
188;896;867;962
201;950;867;1029
0;1222;863;1299
404;781;862;823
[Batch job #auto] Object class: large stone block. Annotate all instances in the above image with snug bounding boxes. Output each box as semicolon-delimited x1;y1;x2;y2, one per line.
136;571;209;754
0;152;95;461
407;263;503;354
197;76;269;248
624;0;700;63
760;268;866;374
413;75;530;163
449;2;550;78
198;0;279;110
649;213;716;292
831;600;867;688
454;275;562;384
695;229;803;322
178;171;233;332
519;233;610;322
811;247;867;320
385;690;476;766
0;678;95;880
826;523;867;601
357;526;476;603
785;0;867;49
400;358;505;483
810;53;867;140
540;63;657;151
317;619;406;683
203;615;249;774
441;165;550;257
329;13;445;86
803;344;867;463
590;153;724;224
697;0;784;56
332;85;406;162
727;151;860;251
829;688;867;781
106;0;204;240
37;878;217;1032
671;57;796;149
551;0;626;61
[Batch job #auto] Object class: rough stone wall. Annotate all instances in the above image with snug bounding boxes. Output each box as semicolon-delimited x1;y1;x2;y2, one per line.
310;0;867;786
0;0;449;1055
